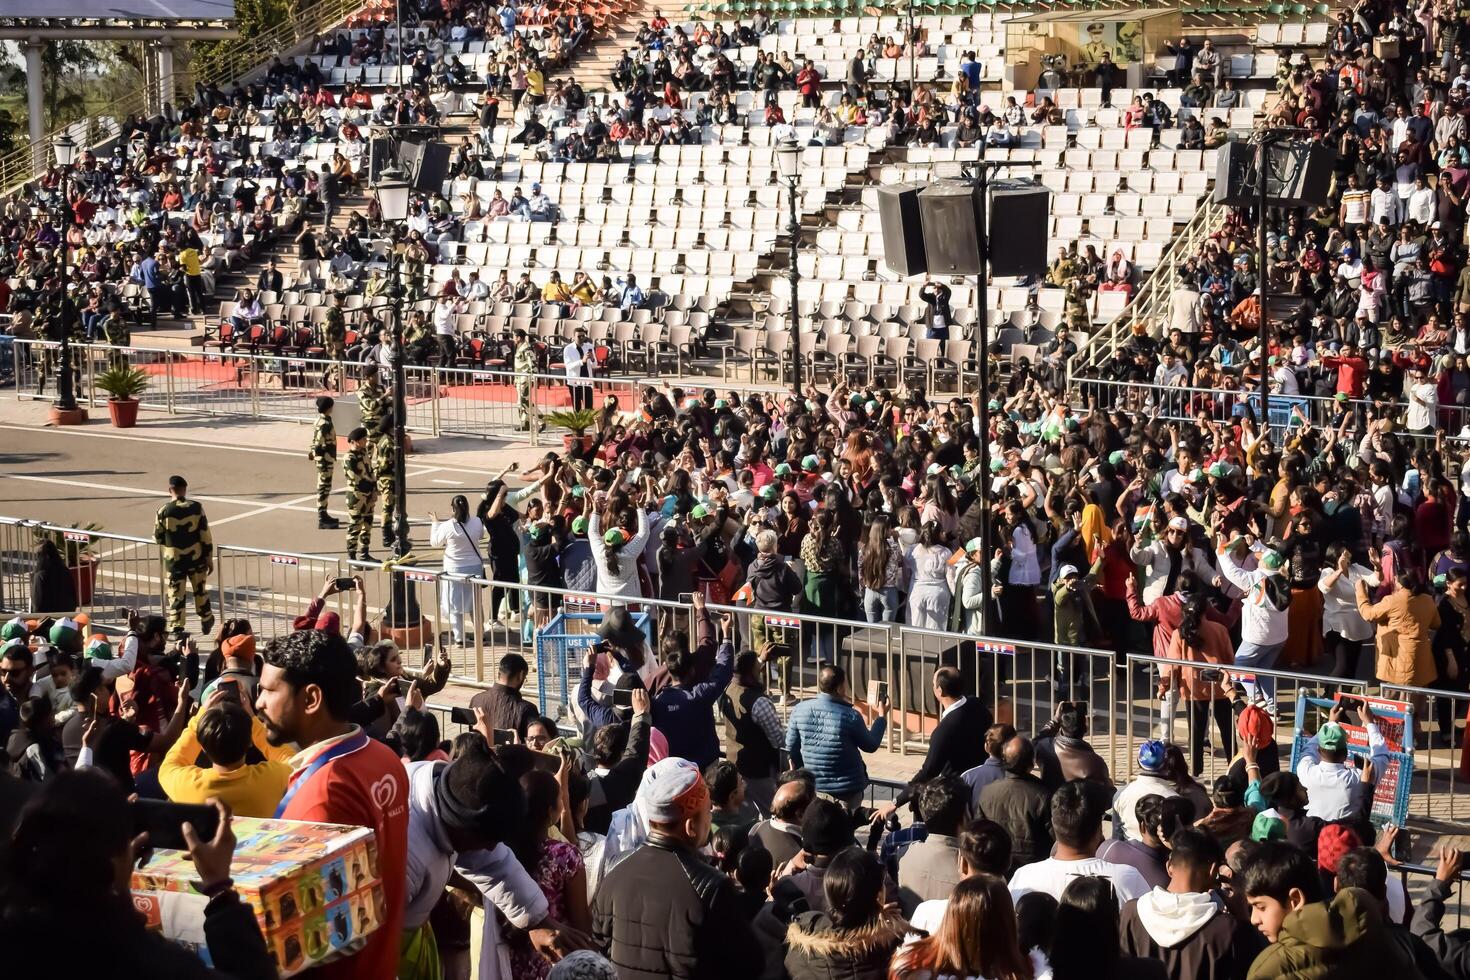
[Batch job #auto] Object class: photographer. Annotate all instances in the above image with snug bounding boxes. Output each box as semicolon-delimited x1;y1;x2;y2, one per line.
159;684;294;818
293;573;370;651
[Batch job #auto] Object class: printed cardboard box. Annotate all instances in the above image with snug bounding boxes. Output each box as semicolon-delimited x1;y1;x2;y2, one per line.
131;816;384;977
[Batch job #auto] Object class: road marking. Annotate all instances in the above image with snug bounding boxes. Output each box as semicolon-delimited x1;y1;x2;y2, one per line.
0;473;327;517
431;479;460;485
0;422;528;475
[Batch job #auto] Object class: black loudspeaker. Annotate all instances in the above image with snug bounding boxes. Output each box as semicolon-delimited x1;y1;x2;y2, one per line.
1213;140;1255;207
1267;140;1335;209
987;182;1050;278
367;138;393;185
398;140;452;193
876;182;927;277
918;180;983;276
1213;140;1336;209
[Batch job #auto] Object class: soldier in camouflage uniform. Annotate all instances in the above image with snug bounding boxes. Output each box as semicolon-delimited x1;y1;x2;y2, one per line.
154;475;215;636
358;368;385;441
513;328;537;431
343;426;378;561
323;292;347;389
372;409;398;551
309;395;341;530
100;300;131;369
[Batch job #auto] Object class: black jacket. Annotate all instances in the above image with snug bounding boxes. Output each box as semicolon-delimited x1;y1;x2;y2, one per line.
469;683;540;738
1412;877;1470;979
977;772;1054;870
746;554;802;611
783;911;908;980
584;708;651;835
592;835;761;980
30;562;77;615
896;697;992;806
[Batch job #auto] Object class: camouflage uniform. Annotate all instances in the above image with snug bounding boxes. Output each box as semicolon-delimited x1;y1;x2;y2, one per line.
358;377;385;440
310;413;336;519
514;339;537;430
323;303;346;388
372;428;398;548
154;497;215;635
1065;279;1091;331
343;443;377;558
102;311;131;370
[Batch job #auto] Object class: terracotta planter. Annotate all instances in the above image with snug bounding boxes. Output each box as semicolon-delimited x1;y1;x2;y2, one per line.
48;406;88;426
107;398;140;428
382;615;431;651
70;555;100;606
561;433;594;453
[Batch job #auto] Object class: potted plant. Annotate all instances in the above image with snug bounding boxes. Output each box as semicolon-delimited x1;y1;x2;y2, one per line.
32;522;103;605
542;408;599;453
95;364;149;428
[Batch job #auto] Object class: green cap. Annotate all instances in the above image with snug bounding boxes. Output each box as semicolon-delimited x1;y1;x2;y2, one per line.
529;523;549;541
1187;467;1204;482
1064;417;1079;430
927;463;943;476
801;454;821;472
0;639;26;662
604;528;627;547
865;400;879;413
691;504;710;519
1434;573;1449;589
572;516;589;535
1261;549;1286;571
1251;813;1287;842
714;399;728;409
775;463;793;477
760;484;780;501
1207;461;1232;479
988;399;1002;410
965;537;984;554
49;616;81;649
571;485;586;497
1335;392;1348;402
1108;450;1126;466
0;617;27;642
85;635;114;661
1317;722;1347;753
850;393;865;407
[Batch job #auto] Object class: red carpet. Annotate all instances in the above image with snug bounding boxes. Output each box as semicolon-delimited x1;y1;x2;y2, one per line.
440;382;574;406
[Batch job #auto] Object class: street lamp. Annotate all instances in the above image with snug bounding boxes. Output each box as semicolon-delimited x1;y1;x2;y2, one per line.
775;139;802;391
374;166;413;560
50;133;83;423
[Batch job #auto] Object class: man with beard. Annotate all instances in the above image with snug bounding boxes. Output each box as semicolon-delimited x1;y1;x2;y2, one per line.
255;629;408;980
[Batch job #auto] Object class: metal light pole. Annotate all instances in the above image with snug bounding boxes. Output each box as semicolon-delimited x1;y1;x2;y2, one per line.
776;140;802;391
52;134;81;419
974;146;992;634
1256;134;1273;438
374;168;413;559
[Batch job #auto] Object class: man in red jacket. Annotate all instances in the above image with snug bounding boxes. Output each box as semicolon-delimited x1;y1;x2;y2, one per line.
1317;339;1369;398
256;629;408;980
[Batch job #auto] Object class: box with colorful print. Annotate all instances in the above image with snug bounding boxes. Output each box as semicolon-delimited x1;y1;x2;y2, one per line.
130;816;383;977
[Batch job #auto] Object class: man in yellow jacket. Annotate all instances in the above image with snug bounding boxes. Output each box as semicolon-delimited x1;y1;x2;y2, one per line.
159;687;294;818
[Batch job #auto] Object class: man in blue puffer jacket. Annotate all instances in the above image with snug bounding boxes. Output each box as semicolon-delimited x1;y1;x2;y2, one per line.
786;663;888;810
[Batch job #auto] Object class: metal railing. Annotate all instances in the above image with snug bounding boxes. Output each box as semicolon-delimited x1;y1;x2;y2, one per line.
0;0;373;191
4;512;1466;829
1074;375;1470;442
1067;192;1227;381
10;339;645;447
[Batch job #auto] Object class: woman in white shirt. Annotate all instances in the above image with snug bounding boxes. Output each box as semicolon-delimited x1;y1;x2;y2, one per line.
907;521;954;630
589;506;651;604
1318;543;1378;680
428;494;487;645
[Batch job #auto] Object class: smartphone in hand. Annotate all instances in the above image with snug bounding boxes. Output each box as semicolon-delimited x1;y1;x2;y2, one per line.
450;706;476;726
132;799;220;852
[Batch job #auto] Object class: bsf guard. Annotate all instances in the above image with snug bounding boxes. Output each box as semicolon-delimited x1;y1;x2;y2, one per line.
343;427;378;562
513;328;537;431
372;410;398;551
154;475;215;636
358;368;386;440
323;292;347;388
309;395;340;529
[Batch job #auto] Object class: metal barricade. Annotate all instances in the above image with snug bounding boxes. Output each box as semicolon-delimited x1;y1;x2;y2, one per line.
214;544;346;640
1380;682;1470;825
0;518;165;634
1123;652;1370;788
0;518;37;617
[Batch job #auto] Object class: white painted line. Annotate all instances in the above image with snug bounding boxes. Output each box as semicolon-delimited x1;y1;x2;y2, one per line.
0;473;325;517
431;479;461;485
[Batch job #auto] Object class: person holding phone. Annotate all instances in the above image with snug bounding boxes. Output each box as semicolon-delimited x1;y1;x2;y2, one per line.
2;773;274;980
159;686;294;818
785;663;888;812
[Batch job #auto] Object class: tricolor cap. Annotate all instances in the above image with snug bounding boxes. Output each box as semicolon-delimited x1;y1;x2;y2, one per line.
1251;812;1287;842
49;617;81;649
529;522;550;541
1434;573;1449;589
690;504;710;520
1335;392;1349;402
1;639;27;662
572;516;589;535
85;635;114;661
1108;450;1126;466
965;537;984;554
1207;461;1233;479
0;617;27;642
801;454;821;472
775;463;794;477
760;484;780;501
989;458;1004;472
571;485;587;497
926;463;943;476
604;527;628;547
1261;549;1286;571
713;399;728;409
1167;516;1189;532
987;399;1002;410
1187;467;1205;482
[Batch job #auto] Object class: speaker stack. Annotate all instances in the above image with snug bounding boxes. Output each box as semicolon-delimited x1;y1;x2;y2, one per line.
1213;139;1335;209
397;140;453;194
876;178;1050;278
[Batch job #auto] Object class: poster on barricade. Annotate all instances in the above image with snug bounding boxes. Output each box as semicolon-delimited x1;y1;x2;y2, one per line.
1289;692;1414;828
